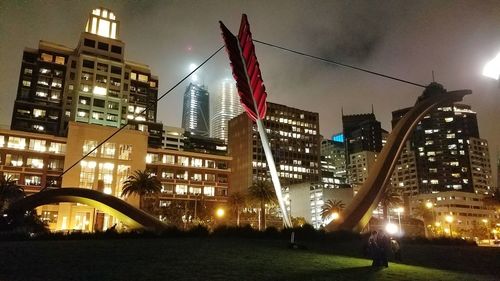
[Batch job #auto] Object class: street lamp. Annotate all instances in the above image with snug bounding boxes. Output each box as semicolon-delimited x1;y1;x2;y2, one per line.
385;222;398;235
482;52;500;80
216;208;225;218
394;207;404;236
445;215;454;238
331;212;340;221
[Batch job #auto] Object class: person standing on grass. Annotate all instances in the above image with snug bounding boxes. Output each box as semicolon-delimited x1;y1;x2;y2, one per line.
368;231;379;266
390;238;401;261
377;231;390;267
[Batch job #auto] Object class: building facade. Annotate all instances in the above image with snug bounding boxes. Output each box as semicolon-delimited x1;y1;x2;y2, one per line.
392;104;491;194
320;138;347;186
210;78;243;142
182;83;210;137
11;7;161;146
228;102;321;194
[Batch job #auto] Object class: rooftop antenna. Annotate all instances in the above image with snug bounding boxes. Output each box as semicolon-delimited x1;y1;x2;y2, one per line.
432;70;436;82
371;104;374;114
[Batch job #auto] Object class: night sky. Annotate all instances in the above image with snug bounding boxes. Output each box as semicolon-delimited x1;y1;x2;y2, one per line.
1;1;500;183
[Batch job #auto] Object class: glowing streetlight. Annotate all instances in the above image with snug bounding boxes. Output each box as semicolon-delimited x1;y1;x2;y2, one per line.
331;212;339;221
445;215;454;238
385;222;398;235
425;202;433;209
483;52;500;80
216;208;225;218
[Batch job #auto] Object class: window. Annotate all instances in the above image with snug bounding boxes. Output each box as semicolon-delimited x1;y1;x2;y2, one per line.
92;111;104;120
118;144;132;160
35;88;48;98
41;53;53;62
175;185;188;195
27;157;44;169
149;81;156;87
22;80;31;87
51;78;62;88
191;158;203;167
204;187;215;196
24;68;33;75
93;99;105;107
101;143;115;158
55;56;65;65
130;72;137;80
37;77;50;86
84;39;95;47
97;63;108;72
111;66;121;75
96;74;107;84
49;142;65;154
80;160;96;189
111;45;122;54
83;140;98;156
82;60;94;69
48;159;63;170
33;109;46;118
29;139;46;152
178;156;189;166
97;42;109;51
6;154;23;166
107;101;119;110
25;175;42;186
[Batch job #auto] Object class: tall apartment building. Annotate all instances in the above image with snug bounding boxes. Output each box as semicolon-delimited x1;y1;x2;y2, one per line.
342;112;382;190
182;83;210;137
320;138;346;187
228;102;321;193
210;78;243;142
392;103;491;194
11;8;162;146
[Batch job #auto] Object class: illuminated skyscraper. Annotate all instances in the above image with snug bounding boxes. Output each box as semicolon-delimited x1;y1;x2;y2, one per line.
181;83;210;137
228;102;321;194
392;103;492;194
210;78;243;141
11;7;162;146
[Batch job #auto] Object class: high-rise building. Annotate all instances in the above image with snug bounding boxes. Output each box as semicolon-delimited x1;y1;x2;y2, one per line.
182;83;210;137
342;113;383;156
11;7;161;145
392;104;490;194
342;112;382;191
320;138;346;187
210;78;243;142
228;102;321;193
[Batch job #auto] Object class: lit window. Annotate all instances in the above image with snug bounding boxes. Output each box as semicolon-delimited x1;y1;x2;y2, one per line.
83;140;98;156
101;143;116;158
40;53;53;62
93;86;107;95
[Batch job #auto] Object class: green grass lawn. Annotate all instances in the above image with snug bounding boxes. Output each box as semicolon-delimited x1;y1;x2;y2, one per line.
0;237;497;281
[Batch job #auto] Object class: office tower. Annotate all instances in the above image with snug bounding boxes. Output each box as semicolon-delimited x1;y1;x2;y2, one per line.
228;102;321;193
210;78;243;142
342;112;382;190
342;112;383;156
11;7;161;145
392;103;492;194
181;83;210;137
320;138;347;186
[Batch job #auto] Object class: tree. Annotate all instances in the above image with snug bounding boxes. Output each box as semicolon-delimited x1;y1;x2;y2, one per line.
379;187;402;221
0;175;25;213
248;180;276;230
121;170;161;211
321;199;345;222
228;192;246;226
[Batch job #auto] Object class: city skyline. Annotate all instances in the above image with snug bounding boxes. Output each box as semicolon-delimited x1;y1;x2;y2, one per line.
1;1;499;182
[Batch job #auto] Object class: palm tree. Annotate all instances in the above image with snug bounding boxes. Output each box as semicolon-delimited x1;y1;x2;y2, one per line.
228;192;246;226
0;175;25;212
379;187;402;221
321;199;345;222
121;170;161;211
248;180;276;230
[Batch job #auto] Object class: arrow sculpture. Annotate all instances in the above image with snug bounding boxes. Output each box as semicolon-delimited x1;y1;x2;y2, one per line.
220;14;292;228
